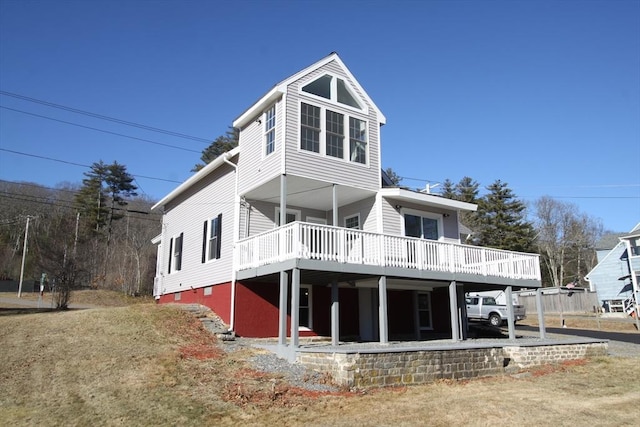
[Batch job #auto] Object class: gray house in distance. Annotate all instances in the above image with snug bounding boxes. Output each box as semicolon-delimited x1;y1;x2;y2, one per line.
585;222;640;315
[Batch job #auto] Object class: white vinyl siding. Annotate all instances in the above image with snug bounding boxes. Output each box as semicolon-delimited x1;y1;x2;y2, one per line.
237;99;283;195
284;60;380;191
160;164;236;294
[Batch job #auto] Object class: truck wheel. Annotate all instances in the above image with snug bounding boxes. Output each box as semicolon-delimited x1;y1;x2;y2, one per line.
489;314;502;327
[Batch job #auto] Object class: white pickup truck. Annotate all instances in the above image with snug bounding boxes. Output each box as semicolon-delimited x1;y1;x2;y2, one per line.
465;292;526;327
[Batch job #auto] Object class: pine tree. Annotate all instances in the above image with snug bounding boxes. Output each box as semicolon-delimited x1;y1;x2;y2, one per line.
192;126;239;172
476;180;535;252
74;161;138;286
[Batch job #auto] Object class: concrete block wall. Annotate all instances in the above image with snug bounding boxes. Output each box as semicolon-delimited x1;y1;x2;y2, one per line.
297;342;608;388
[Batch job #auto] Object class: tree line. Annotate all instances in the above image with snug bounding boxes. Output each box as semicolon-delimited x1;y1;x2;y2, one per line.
0;161;160;307
0;132;609;309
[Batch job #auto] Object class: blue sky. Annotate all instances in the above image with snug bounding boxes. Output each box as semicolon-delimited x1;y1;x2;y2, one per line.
0;0;638;233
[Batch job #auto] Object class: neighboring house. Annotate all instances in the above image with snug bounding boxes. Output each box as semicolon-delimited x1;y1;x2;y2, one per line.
151;53;541;347
585;223;640;315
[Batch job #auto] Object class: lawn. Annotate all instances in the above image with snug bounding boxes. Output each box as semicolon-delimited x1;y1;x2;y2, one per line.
1;293;638;426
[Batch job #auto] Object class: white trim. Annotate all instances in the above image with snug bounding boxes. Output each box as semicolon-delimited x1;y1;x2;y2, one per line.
263;103;277;159
379;187;477;212
417;291;433;331
151;147;240;211
274;207;301;226
299;284;313;331
297;71;369;115
297;99;370;167
344;213;361;229
306;216;327;225
400;208;444;241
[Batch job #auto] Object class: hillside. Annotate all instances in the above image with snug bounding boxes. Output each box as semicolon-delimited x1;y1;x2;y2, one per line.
1;300;639;426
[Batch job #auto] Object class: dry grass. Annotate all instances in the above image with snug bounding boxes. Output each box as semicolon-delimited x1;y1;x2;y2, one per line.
520;313;639;332
1;295;639;426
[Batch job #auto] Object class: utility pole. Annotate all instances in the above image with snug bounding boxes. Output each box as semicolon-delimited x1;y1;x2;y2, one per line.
17;216;32;298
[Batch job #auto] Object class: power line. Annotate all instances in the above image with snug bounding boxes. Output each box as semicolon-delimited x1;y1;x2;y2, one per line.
0;148;183;184
0;90;213;143
0;192;160;223
0;106;202;153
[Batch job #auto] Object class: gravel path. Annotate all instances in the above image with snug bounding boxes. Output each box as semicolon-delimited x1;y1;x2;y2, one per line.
221;338;339;392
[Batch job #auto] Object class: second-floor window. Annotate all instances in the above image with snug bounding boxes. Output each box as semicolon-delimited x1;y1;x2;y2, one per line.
301;103;320;153
300;102;368;165
264;105;276;156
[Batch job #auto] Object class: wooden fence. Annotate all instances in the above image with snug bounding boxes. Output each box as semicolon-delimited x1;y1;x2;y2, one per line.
518;289;600;314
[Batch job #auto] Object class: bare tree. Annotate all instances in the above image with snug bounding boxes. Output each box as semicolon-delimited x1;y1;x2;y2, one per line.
533;196;603;287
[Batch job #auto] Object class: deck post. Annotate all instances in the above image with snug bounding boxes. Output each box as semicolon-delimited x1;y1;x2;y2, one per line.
290;267;300;349
378;276;389;344
449;281;460;341
331;279;339;346
278;270;288;346
536;287;546;339
505;286;515;340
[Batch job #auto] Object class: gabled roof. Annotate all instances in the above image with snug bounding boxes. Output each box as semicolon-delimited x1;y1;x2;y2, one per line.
233;52;386;129
151;146;240;212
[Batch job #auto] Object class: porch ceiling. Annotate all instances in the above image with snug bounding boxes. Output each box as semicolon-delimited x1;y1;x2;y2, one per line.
242;175;377;211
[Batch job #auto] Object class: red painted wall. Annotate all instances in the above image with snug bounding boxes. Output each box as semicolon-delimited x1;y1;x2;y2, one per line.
157;282;232;324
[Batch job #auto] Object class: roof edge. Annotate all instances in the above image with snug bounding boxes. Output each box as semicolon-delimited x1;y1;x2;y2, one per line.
151;146;240;212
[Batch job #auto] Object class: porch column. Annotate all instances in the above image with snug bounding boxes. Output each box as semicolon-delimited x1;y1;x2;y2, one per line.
331;279;339;346
449;281;460;342
505;286;516;340
536;288;547;339
278;270;289;346
457;285;469;340
290;267;300;348
332;184;338;226
280;174;287;226
378;276;389;344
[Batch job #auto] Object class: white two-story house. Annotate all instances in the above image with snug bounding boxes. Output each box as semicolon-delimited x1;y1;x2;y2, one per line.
151;53;541;348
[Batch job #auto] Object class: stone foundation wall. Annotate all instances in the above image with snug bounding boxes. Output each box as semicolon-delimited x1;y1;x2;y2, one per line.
297;342;608;388
503;342;608;369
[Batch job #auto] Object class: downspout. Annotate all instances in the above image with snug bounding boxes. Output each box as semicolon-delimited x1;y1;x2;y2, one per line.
223;153;240;332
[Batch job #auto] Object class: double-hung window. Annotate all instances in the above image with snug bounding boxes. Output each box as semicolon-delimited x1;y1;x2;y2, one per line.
349;118;367;164
264;105;276;156
168;232;183;273
326;110;344;158
202;214;222;262
300;103;320;153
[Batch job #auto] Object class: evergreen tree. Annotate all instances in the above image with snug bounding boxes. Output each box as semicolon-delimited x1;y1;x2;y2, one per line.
439;179;457;199
475;180;535;252
383;167;403;186
192;126;239;172
74;161;138;286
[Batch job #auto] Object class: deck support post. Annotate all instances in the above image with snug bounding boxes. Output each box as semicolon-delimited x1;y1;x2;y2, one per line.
536;287;546;339
278;270;288;346
449;281;460;341
378;276;389;344
331;279;339;346
290;267;300;349
505;286;516;340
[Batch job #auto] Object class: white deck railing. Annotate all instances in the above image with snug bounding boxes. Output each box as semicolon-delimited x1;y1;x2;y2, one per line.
235;222;541;281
